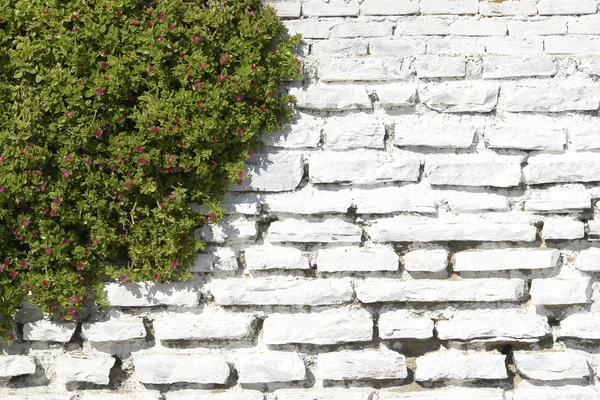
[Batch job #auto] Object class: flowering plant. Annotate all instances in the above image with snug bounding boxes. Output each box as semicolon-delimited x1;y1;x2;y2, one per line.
0;0;301;341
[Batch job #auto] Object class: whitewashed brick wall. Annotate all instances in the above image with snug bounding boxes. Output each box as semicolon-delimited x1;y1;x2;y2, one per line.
4;0;600;398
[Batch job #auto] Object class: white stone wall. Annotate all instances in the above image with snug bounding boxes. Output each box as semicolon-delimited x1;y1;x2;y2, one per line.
4;0;600;398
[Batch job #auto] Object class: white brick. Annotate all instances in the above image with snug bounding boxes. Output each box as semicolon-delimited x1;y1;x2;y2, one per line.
538;0;597;15
311;41;368;57
209;278;353;306
514;386;600;400
480;1;537;16
368;216;537;242
79;392;162;400
559;314;600;340
302;0;359;17
321;58;403;82
395;124;475;149
427;38;486;54
445;191;510;213
245;245;309;270
437;316;550;342
103;282;200;307
195;217;256;243
274;389;373;400
351;185;437;214
291;86;372;111
265;120;321;149
485;38;543;54
369;40;426;56
324;121;385;149
222;193;262;215
236;352;305;383
590;220;600;239
331;22;393;38
232;153;303;192
513;350;589;380
165;391;263;400
134;354;229;384
263;187;350;214
375;84;417;107
449;20;507;36
525;153;600;184
415;350;507;381
485;125;563;150
316;349;407;380
284;21;331;39
81;319;146;342
525;184;591;212
419;84;499;113
454;249;560;271
508;20;567;36
316;246;398;272
483;56;556;78
362;0;418;15
268;2;301;18
505;85;600;112
153;312;254;341
268;218;362;243
310;152;420;185
356;278;526;303
531;278;591;305
379;310;434;340
415;56;466;78
0;356;36;377
404;249;449;273
0;395;72;400
421;0;478;15
190;247;238;272
570;126;600;150
379;388;506;400
396;18;451;35
545;37;600;54
428;155;521;187
22;320;76;342
55;355;115;385
542;218;585;240
263;308;372;345
575;248;600;272
569;17;600;35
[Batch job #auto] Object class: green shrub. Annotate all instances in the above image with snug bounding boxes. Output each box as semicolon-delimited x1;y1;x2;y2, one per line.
0;0;301;341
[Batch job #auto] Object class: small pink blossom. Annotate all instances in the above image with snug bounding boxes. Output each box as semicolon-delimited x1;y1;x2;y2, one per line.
148;65;154;73
167;156;174;163
237;128;244;136
124;182;132;189
139;158;147;165
21;219;29;227
91;237;98;245
0;185;4;192
121;274;128;282
168;23;175;29
154;273;160;280
95;129;103;137
136;145;144;152
171;259;178;269
220;55;228;63
209;212;216;219
151;126;158;133
50;209;56;217
64;155;72;163
86;159;92;166
146;21;152;27
39;184;45;192
132;19;140;25
43;8;48;13
117;193;123;200
34;169;42;175
192;34;200;42
45;248;52;255
43;280;49;287
96;87;104;96
238;171;246;178
101;61;107;68
69;295;78;304
77;263;84;270
168;194;175;201
62;170;71;178
64;239;70;245
64;111;73;117
71;13;77;20
156;35;163;41
158;12;165;20
195;81;203;89
218;75;225;81
54;198;62;205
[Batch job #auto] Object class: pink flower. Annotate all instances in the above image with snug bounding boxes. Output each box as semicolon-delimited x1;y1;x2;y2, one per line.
10;270;17;278
91;237;98;245
218;75;225;81
199;62;205;69
116;11;122;17
43;8;48;13
195;82;203;89
237;128;244;136
136;145;144;152
220;55;228;63
121;274;128;282
247;11;254;16
148;65;154;73
209;212;216;219
54;198;62;205
103;49;109;55
171;259;178;269
43;280;49;287
39;184;45;192
0;156;4;162
154;273;160;280
0;186;3;193
21;219;29;227
192;34;200;42
65;111;73;117
62;170;70;178
132;19;140;25
86;159;92;166
167;156;174;163
168;23;175;29
101;61;107;68
139;158;147;165
71;14;77;20
77;263;84;270
125;182;132;189
96;87;104;96
50;209;56;217
156;35;163;41
168;194;175;201
64;239;70;244
186;119;192;126
151;126;158;133
69;295;78;304
248;150;253;156
158;12;165;20
45;248;52;255
146;21;152;27
117;193;123;200
235;93;243;101
251;65;256;71
238;171;246;178
64;155;72;163
95;129;103;137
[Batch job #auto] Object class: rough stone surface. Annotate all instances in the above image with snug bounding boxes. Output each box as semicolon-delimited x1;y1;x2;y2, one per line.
530;278;591;305
103;282;200;307
415;350;507;381
244;245;309;270
316;246;398;272
524;153;600;184
268;218;362;243
419;84;499;112
0;356;36;378
236;352;306;383
316;349;407;380
22;320;77;342
379;311;434;340
231;153;304;192
153;312;255;341
453;249;560;271
513;386;600;400
436;316;551;342
427;155;522;187
55;355;116;385
404;249;449;273
263;308;372;345
81;320;146;342
513;350;589;380
134;354;230;384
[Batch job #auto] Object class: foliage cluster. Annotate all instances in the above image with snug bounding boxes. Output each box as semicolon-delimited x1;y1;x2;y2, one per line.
0;0;301;340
